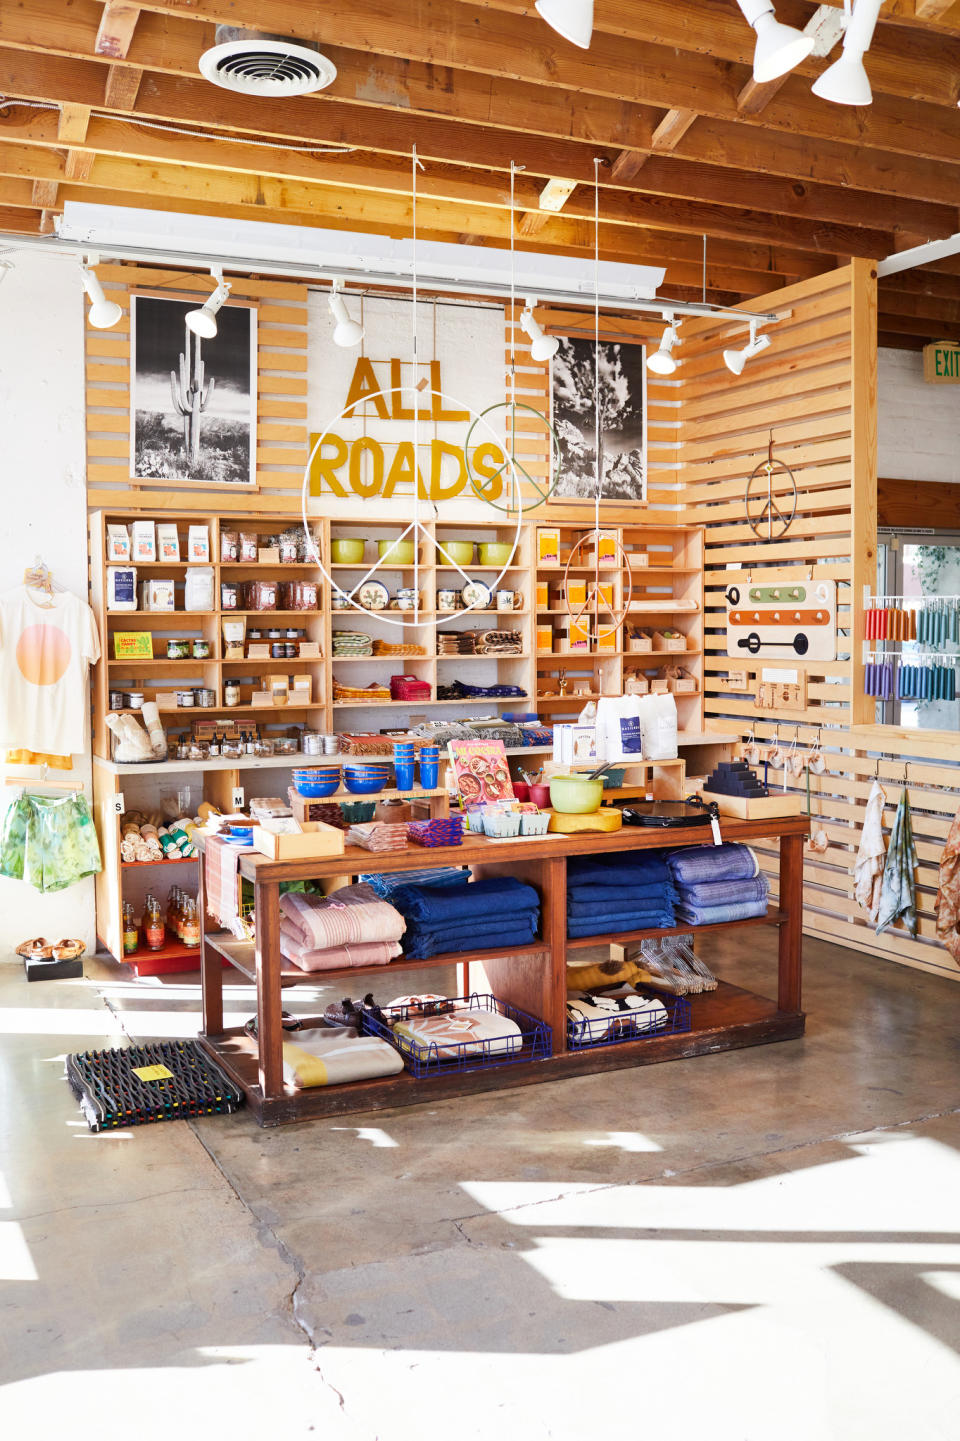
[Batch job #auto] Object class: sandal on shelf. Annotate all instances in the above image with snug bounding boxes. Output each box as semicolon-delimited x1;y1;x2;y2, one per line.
15;938;53;960
51;939;86;961
244;1011;302;1039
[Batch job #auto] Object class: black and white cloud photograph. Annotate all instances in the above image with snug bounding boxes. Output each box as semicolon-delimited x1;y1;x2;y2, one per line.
550;336;647;502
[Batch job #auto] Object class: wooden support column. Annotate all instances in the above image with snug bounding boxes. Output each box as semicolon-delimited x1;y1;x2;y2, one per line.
778;832;805;1014
58;103;93;186
850;257;879;726
255;880;283;1100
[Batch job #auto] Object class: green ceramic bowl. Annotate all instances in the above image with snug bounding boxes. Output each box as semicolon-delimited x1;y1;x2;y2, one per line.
479;541;515;567
331;538;366;564
443;540;474;565
549;774;604;814
378;538;416;565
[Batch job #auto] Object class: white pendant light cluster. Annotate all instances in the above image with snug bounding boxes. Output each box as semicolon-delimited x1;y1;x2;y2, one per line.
736;0;882;105
186;265;232;337
724;319;771;376
520;299;560;362
81;258;122;329
646;314;681;376
327;279;365;347
535;0;593;49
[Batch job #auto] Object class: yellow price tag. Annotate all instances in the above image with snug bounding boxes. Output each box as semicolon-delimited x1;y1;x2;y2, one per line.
132;1064;174;1082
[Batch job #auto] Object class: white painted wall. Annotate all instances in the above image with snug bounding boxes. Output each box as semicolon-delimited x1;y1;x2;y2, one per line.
879;346;960;484
0;251;96;956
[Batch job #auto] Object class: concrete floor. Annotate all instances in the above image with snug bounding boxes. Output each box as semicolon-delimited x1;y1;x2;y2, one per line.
2;932;960;1441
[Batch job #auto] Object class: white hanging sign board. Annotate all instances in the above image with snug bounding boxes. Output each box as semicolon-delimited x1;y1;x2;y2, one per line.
725;572;837;662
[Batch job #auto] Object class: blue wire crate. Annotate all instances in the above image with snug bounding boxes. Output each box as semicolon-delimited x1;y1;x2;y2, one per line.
566;990;691;1051
362;992;552;1077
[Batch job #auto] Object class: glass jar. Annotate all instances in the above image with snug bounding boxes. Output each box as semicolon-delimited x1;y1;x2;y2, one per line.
167;638;190;660
191;638;210;659
225;681;240;707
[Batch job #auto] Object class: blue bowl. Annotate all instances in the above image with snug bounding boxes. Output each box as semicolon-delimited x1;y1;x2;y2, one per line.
344;767;390;778
343;774;388;795
227;823;253;841
295;778;341;798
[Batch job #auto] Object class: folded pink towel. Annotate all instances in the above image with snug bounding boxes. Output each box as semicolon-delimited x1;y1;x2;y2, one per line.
280;883;405;951
280;934;403;972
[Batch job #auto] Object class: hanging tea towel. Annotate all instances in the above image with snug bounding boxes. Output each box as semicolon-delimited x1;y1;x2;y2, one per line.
854;778;886;924
875;786;918;937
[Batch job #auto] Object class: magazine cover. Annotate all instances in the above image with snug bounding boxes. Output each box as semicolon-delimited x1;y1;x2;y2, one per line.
448;739;516;807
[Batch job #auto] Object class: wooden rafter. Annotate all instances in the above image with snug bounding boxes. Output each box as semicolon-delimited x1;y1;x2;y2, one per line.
95;3;141;60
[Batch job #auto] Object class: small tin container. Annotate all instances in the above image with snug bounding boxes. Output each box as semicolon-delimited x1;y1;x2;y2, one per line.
109;689;125;710
176;690;195;708
195;687;216;707
302;732;324;755
271;642;286;659
126;691;145;710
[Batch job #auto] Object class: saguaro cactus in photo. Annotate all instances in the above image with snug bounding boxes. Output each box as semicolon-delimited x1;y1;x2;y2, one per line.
170;323;215;466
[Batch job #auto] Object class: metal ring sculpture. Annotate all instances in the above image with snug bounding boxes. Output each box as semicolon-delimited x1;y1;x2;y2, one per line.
465;401;563;513
744;432;798;541
300;383;524;631
562;531;634;648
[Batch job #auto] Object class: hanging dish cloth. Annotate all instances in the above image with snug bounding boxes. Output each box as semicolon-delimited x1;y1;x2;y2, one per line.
935;803;960;962
875;786;918;937
854;777;887;924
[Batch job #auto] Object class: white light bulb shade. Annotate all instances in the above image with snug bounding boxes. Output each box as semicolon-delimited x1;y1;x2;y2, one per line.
535;0;594;49
724;332;771;376
530;333;560;362
81;267;122;329
646;324;679;376
811;0;880;106
328;291;364;348
752;12;815;83
185;305;219;338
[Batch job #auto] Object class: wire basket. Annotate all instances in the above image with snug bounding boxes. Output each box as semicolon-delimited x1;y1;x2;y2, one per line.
362;992;552;1077
566;990;691;1051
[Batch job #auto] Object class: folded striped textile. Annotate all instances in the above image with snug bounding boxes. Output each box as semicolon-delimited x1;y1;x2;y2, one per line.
666;843;759;886
332;680;392;702
675;897;769;926
567;907;675;938
372;640;427;657
281;1025;404;1089
363;866;469;897
204;834;240;927
403;919;538;960
403;911;538;947
280;883;405;952
567;854;672;888
567;885;675;917
338;732;423;755
346;822;409;852
389;875;539;925
674;875;768;908
280;927;403;972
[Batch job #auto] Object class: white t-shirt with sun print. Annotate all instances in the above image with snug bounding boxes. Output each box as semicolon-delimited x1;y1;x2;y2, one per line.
0;586;101;758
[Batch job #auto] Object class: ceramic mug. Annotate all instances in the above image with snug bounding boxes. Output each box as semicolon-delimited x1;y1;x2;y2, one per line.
496;590;515;612
437;589;459;610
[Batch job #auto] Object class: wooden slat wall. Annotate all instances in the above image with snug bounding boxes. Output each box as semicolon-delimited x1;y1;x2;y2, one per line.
679;261;960;984
86;263;311;514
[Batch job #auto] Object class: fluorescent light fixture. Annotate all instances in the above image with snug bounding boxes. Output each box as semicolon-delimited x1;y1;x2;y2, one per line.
811;0;881;105
647;315;680;376
724;319;771;376
185;266;231;337
56;204;666;309
539;177;578;213
328;281;364;348
535;0;593;49
80;259;122;329
520;300;560;362
736;0;815;83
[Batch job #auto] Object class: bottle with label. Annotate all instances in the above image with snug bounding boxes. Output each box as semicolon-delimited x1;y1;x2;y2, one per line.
181;896;200;948
122;901;139;955
143;894;166;951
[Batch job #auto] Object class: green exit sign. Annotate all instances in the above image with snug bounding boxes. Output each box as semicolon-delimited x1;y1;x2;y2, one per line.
923;341;960;383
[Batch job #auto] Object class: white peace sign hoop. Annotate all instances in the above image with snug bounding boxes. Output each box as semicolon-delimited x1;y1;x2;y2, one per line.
299;382;526;630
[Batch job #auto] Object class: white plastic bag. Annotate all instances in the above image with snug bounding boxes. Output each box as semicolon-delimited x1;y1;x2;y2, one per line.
184;565;214;612
637;693;678;760
595;696;644;763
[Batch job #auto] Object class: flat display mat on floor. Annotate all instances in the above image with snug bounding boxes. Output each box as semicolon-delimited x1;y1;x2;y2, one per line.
66;1039;244;1131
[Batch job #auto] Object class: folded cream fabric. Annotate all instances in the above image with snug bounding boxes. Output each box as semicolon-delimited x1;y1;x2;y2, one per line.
567;990;668;1040
280;932;403;972
280;883;405;951
281;1024;404;1089
392;1007;522;1060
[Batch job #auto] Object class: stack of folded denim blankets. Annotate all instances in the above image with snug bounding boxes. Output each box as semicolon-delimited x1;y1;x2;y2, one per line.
566;853;676;939
384;874;541;959
667;843;768;925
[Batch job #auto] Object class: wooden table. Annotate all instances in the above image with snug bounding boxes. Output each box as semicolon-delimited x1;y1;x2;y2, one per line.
198;816;809;1126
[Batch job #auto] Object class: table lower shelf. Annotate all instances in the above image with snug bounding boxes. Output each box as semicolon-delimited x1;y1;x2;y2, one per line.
205;931;546;985
197;980;805;1126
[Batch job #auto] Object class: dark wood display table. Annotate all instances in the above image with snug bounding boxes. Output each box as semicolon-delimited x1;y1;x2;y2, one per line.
198;817;808;1126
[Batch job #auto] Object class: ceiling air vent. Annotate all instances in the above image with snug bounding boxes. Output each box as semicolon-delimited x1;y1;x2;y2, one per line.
198;26;337;97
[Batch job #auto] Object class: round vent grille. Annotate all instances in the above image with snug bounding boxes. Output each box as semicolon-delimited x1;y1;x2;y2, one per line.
199;28;337;97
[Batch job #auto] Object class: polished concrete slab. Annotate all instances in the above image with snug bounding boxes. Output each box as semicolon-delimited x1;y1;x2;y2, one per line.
2;931;959;1440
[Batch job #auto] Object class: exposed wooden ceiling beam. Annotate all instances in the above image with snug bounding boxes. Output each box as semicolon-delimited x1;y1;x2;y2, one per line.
95;3;141;59
30;176;57;207
103;63;142;109
56;101;90;143
914;0;957;18
651;108;699;151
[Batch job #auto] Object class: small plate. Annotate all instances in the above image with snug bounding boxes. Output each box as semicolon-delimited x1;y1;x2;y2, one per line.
358;581;390;611
461;580;492;609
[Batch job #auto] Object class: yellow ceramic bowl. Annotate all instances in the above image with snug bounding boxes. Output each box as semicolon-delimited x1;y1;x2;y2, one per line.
378;538;416;565
549;774;604;814
331;538;366;564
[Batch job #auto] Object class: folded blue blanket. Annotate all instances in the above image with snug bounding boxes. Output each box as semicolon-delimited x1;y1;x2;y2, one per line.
674;875;768;907
391;876;539;925
567;908;675;939
405;911;538;945
364;867;469;897
567;880;671;908
675;897;768;926
405;919;539;959
667;843;758;886
567;892;676;919
567;854;671;888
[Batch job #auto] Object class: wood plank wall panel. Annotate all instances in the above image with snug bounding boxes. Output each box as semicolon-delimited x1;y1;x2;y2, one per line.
679;262;960;984
85;263;310;514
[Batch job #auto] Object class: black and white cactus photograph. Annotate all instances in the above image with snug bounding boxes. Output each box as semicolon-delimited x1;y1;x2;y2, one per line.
130;294;256;485
550;336;647;503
